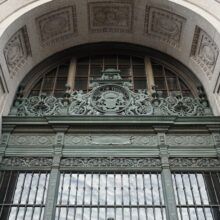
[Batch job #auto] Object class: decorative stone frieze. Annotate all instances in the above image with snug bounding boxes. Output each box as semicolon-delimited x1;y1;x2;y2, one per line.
60;157;161;168
169;158;220;168
166;135;214;147
36;6;77;47
191;26;219;80
145;6;186;48
8;135;54;146
88;1;133;33
3;26;31;78
1;157;53;167
64;135;157;146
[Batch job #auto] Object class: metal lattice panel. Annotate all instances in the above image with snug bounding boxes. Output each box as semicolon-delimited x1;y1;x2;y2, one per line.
172;172;220;220
0;171;49;220
55;172;166;220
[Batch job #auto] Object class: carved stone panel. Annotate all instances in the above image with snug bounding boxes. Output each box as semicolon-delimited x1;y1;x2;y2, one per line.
60;157;161;168
191;26;219;80
3;26;31;78
88;1;133;33
169;158;220;168
64;135;157;146
1;157;53;167
8;135;54;146
145;6;186;48
36;6;77;47
166;135;214;147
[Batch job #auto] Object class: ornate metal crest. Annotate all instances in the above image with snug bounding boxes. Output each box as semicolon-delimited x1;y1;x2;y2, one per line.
10;68;212;117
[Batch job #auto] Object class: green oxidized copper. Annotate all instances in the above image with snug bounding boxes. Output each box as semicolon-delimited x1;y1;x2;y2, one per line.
10;69;212;117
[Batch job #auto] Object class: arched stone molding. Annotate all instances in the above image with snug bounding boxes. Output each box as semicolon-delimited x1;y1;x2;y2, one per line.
0;0;220;117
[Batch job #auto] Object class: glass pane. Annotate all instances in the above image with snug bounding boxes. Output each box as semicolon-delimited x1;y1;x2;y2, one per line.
134;77;147;89
90;65;102;76
166;77;178;90
118;55;130;64
58;65;69;76
104;65;117;70
154;77;166;89
152;65;163;76
104;55;116;65
91;56;102;64
75;77;88;90
55;77;67;89
132;57;144;65
42;77;54;89
133;65;145;77
76;65;89;76
119;65;131;77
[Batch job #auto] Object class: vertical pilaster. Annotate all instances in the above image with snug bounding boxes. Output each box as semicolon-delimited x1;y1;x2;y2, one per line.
43;132;64;220
0;132;10;164
158;132;179;220
213;133;220;159
207;125;220;159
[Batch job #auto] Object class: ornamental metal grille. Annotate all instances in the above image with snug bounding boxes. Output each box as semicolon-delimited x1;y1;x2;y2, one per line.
55;172;166;220
0;171;49;220
172;172;220;220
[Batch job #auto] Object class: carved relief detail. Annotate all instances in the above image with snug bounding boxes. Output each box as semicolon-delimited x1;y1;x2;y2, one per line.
88;1;133;33
64;135;157;146
1;157;53;167
191;26;219;80
145;6;185;48
36;6;77;47
169;158;220;168
60;157;161;168
4;26;31;78
166;135;214;146
8;135;54;146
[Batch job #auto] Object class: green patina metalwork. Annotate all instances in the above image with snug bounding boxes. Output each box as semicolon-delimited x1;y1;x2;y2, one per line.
10;69;212;117
1;69;220;220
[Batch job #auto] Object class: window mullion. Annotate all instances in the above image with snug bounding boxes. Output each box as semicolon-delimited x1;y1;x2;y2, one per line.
144;56;154;94
161;166;179;220
43;166;60;220
67;57;77;91
43;131;63;220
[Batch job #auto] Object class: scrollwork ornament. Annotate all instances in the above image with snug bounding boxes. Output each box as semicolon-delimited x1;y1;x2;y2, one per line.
60;157;161;168
169;158;220;168
10;69;212;117
1;157;53;167
16;95;64;116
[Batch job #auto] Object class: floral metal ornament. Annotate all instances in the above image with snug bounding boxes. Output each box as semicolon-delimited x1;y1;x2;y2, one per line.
10;69;212;117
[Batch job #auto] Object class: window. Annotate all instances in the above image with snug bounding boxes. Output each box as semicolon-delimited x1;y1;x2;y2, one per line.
27;55;194;98
29;63;69;97
55;172;166;220
172;172;220;220
0;171;49;220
